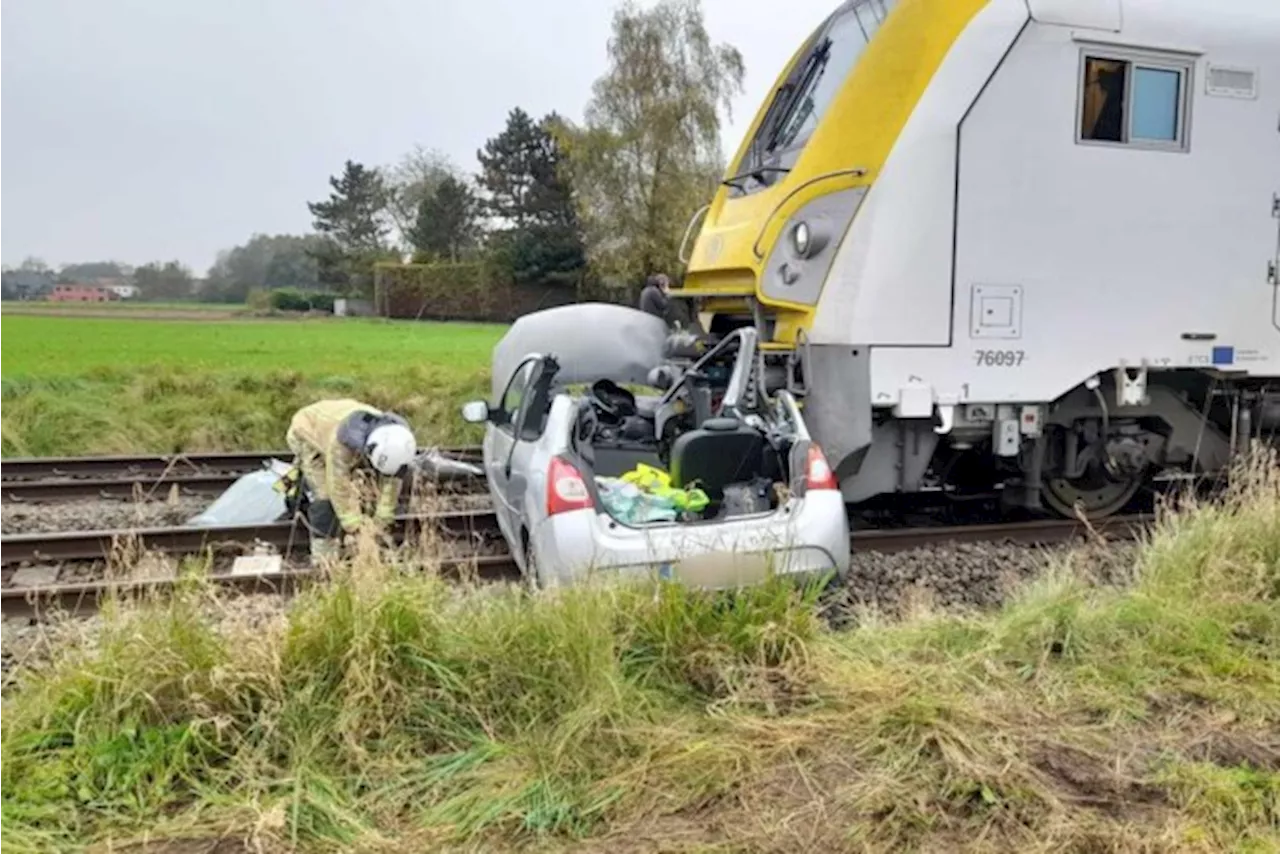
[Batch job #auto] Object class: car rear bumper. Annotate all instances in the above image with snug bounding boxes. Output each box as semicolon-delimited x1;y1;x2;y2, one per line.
531;491;850;588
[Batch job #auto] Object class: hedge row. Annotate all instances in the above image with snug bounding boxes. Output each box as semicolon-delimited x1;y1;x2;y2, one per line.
269;288;337;313
374;262;591;323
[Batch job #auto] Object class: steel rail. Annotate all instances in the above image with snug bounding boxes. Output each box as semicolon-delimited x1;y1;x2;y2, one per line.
1;471;486;503
0;446;483;481
1;510;503;565
1;554;522;618
3;474;243;502
3;508;1143;575
851;514;1144;553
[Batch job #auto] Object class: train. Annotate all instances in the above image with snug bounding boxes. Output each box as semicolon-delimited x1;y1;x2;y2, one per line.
676;0;1280;518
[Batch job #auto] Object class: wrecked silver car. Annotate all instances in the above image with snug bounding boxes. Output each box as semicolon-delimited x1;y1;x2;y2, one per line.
462;303;851;588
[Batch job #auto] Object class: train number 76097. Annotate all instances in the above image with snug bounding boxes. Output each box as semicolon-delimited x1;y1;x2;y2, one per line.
973;349;1026;367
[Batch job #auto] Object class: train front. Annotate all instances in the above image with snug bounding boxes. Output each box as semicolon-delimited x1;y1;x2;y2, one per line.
678;0;993;480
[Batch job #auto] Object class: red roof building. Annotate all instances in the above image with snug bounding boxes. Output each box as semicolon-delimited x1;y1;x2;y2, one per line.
49;284;120;302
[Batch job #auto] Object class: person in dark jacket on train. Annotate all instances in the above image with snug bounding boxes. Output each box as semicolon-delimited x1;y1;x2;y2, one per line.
638;272;672;324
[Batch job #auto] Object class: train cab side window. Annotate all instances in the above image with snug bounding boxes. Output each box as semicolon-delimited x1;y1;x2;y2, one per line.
1079;53;1191;150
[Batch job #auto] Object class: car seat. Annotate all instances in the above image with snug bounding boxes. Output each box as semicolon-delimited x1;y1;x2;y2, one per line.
668;416;767;501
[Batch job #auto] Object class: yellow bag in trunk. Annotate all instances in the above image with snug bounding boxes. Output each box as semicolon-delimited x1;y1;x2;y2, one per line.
621;463;709;513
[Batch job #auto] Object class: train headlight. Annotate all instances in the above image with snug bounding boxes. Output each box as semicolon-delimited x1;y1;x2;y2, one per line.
791;221;812;257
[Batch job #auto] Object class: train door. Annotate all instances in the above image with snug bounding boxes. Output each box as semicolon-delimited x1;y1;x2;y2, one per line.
1272;192;1280;332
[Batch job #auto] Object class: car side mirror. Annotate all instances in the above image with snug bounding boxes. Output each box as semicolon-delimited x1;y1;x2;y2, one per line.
461;401;490;424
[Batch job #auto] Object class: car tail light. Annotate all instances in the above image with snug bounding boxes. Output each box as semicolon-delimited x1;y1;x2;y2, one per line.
805;444;838;491
547;456;594;515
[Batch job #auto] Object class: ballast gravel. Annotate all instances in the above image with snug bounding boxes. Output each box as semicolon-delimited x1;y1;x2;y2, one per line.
1;496;211;535
829;539;1138;623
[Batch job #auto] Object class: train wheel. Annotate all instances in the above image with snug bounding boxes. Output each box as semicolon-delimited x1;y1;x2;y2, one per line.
1042;467;1144;519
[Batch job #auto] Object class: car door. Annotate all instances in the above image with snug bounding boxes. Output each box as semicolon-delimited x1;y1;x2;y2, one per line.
481;355;537;545
504;356;562;554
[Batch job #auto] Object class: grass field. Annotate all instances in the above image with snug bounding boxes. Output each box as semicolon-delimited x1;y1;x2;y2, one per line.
1;314;506;456
1;301;248;321
3;460;1277;851
3;300;237;312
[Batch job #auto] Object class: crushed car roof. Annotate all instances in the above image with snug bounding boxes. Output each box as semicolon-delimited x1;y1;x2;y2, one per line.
491;303;669;399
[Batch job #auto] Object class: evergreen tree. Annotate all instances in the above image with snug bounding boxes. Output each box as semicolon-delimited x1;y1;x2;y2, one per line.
477;109;586;284
408;175;481;263
306;160;392;294
307;160;390;252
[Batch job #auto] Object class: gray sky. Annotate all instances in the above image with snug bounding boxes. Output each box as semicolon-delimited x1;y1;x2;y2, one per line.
2;0;833;273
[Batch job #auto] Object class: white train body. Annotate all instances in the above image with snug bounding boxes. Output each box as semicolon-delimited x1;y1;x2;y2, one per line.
683;0;1280;515
818;0;1280;403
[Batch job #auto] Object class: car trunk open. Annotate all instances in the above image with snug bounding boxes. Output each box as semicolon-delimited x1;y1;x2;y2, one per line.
571;396;806;527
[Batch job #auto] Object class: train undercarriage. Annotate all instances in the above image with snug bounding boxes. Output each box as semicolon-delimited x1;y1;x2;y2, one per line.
855;379;1280;519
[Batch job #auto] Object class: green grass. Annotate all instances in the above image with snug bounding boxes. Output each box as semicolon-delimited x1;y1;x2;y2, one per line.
1;315;506;456
2;315;503;376
3;460;1277;852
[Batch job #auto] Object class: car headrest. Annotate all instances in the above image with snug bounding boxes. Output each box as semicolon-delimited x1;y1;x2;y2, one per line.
701;416;741;433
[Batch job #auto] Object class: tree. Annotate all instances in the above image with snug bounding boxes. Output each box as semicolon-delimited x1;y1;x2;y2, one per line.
560;0;744;283
2;258;55;300
478;109;586;284
383;145;461;249
57;260;129;283
307;160;393;294
408;175;481;263
308;160;390;253
133;261;195;301
477;108;542;228
203;234;323;302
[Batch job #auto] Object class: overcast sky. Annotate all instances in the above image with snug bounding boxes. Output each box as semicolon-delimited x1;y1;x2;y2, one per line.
1;0;834;273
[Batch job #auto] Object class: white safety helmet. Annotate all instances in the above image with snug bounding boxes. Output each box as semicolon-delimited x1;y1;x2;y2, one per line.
364;422;417;476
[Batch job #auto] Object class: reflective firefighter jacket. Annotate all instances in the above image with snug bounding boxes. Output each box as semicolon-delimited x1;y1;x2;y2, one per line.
285;399;404;533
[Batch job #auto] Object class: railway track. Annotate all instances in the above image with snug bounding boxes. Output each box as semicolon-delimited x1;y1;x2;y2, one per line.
1;447;484;479
1;509;503;564
851;515;1143;550
3;555;524;617
4;474;252;502
1;512;1145;617
2;472;487;503
0;446;485;502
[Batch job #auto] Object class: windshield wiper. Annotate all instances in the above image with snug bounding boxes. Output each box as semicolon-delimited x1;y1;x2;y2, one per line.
762;38;831;154
751;82;794;164
722;34;832;192
722;165;792;191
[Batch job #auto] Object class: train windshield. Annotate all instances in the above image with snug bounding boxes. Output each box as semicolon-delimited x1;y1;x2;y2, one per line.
729;0;896;193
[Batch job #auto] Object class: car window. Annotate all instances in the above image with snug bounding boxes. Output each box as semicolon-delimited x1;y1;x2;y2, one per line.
518;372;554;442
496;360;537;433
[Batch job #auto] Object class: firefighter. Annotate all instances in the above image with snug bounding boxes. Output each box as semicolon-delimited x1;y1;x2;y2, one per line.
284;399;418;561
